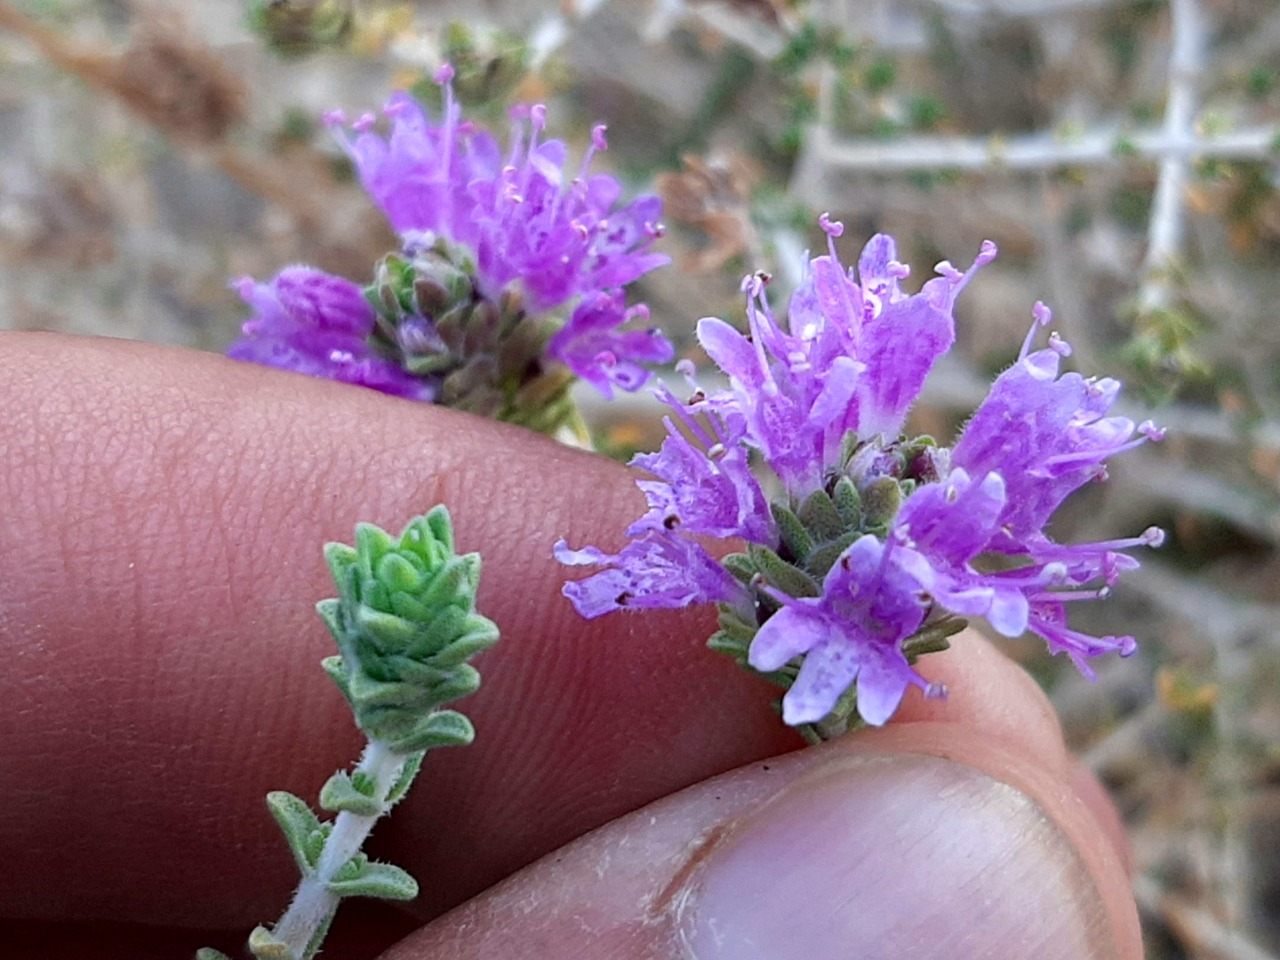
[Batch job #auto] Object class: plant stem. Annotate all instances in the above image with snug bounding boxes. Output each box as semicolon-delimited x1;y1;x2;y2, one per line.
269;739;406;960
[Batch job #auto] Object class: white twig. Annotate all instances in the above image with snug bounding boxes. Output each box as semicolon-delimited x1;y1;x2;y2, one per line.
923;0;1119;14
812;123;1274;172
1137;0;1207;314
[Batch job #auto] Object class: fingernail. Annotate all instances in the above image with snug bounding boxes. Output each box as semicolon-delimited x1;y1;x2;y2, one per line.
676;754;1114;960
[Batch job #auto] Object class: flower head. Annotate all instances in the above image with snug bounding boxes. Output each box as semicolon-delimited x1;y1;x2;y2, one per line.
331;84;668;314
228;72;671;432
558;219;1162;732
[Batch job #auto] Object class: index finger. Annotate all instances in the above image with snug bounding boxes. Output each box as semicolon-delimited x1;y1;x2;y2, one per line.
0;332;797;928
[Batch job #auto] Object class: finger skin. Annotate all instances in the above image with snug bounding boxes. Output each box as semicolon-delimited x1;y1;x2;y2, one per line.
379;722;1142;960
0;333;796;926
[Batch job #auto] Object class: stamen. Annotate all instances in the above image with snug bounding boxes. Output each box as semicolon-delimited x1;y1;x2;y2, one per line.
1139;420;1166;442
934;260;962;282
1019;302;1053;360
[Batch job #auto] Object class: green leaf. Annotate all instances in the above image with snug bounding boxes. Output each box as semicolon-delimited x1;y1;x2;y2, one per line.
747;543;820;599
355;607;421;654
831;476;862;527
707;629;749;660
379;708;475;753
803;529;861;579
433;663;483;702
247;925;295;960
266;791;324;874
722;552;756;585
425;618;500;667
320;655;352;704
355;523;394;576
326;860;419;901
902;617;967;661
323;542;358;589
838;429;861;468
771;501;814;563
385;751;424;806
318;771;382;817
195;949;233;960
377;552;425;595
420;556;480;610
716;608;758;645
423;505;455;554
315;598;344;644
797;489;844;542
860;476;902;530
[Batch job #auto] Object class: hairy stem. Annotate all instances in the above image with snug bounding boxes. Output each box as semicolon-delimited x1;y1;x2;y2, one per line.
270;740;407;960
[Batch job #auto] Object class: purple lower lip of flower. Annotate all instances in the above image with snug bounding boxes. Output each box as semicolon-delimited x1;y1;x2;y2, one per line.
545;291;674;399
748;535;930;726
226;267;432;402
553;532;748;618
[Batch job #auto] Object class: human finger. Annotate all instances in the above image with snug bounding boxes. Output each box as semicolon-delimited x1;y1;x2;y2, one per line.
376;719;1141;960
0;332;792;928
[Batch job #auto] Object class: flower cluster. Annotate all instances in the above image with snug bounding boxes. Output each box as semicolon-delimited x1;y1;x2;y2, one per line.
227;67;672;431
557;217;1163;732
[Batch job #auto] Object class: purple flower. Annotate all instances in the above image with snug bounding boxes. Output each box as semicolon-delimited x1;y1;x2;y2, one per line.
558;218;1163;730
330;83;668;315
554;531;747;618
229;70;672;425
749;535;933;726
226;267;431;401
546;292;675;399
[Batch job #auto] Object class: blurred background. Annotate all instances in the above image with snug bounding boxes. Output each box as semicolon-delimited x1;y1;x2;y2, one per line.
1;0;1278;956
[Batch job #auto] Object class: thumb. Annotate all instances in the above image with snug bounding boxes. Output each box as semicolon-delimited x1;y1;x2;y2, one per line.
378;722;1141;960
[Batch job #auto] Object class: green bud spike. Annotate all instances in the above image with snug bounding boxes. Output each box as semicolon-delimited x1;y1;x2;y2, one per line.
318;509;498;743
326;861;419;901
